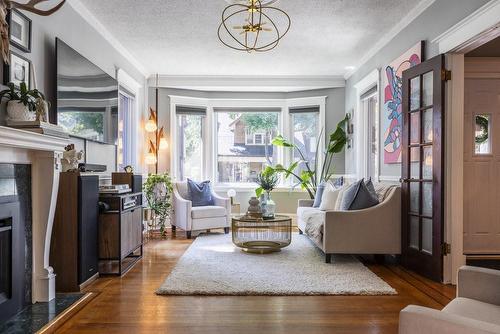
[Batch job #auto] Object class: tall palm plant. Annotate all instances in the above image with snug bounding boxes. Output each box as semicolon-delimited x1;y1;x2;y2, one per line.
270;116;348;199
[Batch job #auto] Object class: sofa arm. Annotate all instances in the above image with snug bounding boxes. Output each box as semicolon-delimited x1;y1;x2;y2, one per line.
458;266;500;306
399;305;500;334
173;188;192;230
298;199;314;208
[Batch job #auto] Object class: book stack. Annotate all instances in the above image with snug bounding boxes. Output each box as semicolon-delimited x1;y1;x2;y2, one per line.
6;120;70;139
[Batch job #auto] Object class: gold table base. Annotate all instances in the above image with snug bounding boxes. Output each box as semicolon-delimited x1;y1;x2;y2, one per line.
232;215;292;254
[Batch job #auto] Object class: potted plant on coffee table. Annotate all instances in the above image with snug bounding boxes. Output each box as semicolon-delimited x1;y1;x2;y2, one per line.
255;166;279;219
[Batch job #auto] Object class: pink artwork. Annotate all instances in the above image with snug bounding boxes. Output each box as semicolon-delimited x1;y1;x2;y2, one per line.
382;42;423;164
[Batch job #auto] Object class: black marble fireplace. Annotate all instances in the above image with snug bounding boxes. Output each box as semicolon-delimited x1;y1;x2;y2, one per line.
0;164;31;323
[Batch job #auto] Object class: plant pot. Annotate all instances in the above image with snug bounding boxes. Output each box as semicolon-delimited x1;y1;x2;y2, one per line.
6;101;36;121
260;192;276;219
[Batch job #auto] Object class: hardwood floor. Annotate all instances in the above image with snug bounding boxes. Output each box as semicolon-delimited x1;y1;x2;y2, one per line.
56;232;455;334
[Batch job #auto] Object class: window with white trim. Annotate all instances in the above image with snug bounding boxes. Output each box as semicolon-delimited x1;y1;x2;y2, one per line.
118;88;136;170
215;111;280;184
170;97;326;188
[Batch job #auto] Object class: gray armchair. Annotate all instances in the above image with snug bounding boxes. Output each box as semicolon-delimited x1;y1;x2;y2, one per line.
399;266;500;334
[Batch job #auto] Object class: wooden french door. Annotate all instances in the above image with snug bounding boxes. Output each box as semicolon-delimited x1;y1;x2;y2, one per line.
401;55;446;282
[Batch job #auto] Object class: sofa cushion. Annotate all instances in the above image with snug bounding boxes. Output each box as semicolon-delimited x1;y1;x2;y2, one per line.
187;179;214;207
297;206;319;222
319;183;341;211
374;183;396;202
340;179;379;211
313;182;326;208
365;178;377;200
191;206;226;219
334;184;349;210
443;297;500;326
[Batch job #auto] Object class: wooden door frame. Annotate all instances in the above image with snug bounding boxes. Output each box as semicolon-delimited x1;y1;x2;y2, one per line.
432;0;500;284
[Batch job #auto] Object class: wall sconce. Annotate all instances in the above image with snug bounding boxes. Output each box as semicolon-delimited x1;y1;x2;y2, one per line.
145;143;157;165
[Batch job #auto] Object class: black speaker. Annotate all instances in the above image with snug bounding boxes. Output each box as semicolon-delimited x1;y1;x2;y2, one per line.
131;175;142;193
78;176;99;284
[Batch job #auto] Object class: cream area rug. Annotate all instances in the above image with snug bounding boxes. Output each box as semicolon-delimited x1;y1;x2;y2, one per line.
157;233;396;296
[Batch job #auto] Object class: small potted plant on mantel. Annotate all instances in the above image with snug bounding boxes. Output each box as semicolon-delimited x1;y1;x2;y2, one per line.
0;82;47;122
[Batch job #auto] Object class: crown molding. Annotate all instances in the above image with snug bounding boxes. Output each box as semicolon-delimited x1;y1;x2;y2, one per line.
148;75;345;92
344;0;436;80
432;0;500;54
67;0;149;78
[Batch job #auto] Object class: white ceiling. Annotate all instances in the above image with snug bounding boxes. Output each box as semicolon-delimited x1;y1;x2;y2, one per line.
79;0;428;78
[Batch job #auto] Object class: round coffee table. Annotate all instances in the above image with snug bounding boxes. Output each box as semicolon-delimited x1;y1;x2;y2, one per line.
231;215;292;254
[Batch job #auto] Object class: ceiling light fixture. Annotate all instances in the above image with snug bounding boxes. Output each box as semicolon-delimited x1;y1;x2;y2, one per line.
218;0;291;53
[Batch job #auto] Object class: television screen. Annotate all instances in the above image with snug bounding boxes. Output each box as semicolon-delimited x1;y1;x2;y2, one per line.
56;38;119;144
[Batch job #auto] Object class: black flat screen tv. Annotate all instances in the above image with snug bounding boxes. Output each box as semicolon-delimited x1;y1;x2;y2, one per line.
56;38;119;145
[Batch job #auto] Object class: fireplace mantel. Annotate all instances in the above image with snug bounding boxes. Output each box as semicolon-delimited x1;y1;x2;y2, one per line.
0;126;68;303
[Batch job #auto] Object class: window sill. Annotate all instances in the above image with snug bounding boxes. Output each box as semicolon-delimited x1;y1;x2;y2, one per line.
214;184;308;193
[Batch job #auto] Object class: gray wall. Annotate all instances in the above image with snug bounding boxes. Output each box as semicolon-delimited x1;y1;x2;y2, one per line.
149;87;346;175
0;3;146;148
344;0;490;178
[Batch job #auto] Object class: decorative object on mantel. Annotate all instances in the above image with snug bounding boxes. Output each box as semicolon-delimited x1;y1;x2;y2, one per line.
218;0;291;53
0;0;66;64
1;81;43;120
145;74;168;172
61;144;83;172
143;173;173;236
255;166;279;219
270;116;348;199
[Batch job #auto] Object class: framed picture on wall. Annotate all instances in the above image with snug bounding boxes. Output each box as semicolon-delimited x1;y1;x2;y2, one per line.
3;51;31;88
8;9;32;53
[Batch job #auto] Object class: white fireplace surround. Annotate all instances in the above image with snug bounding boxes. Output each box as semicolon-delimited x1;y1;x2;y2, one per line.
0;126;68;303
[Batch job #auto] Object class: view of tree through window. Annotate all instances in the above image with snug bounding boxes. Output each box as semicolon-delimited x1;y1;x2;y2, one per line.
178;114;204;180
216;112;279;183
292;113;319;175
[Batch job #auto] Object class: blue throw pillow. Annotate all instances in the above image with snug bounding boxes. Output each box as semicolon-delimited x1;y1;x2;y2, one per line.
187;179;215;207
340;179;379;211
365;177;378;201
313;182;326;208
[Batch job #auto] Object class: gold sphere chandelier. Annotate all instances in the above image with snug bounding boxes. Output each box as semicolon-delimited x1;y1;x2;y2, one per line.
218;0;291;53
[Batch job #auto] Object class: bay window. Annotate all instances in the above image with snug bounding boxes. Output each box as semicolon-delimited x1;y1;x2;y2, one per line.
170;96;325;189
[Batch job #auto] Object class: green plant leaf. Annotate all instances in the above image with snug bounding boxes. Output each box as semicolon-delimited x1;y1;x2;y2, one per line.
272;135;294;147
255;187;263;197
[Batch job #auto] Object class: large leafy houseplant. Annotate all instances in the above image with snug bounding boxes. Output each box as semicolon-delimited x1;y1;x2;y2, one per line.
270;116;348;199
143;173;173;236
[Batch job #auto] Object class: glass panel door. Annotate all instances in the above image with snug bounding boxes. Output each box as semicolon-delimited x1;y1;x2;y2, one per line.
401;55;445;282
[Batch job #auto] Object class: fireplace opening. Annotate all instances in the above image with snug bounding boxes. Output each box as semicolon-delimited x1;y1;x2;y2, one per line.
0;217;12;305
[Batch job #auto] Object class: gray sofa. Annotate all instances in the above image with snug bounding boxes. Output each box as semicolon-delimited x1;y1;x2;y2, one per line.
400;266;500;334
297;185;401;262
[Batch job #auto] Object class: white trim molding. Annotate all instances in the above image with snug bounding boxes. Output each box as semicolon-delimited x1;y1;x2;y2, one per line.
353;69;380;180
433;0;500;54
67;0;149;77
151;75;345;92
344;0;436;79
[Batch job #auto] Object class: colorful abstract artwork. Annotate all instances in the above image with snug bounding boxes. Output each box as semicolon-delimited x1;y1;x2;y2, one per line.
382;41;423;164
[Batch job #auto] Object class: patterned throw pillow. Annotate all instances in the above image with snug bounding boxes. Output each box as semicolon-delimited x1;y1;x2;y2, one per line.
187;179;215;207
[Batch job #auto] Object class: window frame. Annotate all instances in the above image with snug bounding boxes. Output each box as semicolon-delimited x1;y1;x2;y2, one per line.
169;95;326;191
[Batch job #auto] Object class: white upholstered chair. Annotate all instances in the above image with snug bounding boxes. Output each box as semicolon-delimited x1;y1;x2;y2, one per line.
399;266;500;334
171;181;231;239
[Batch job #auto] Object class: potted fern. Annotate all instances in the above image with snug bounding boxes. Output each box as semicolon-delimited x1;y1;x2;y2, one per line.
0;82;47;121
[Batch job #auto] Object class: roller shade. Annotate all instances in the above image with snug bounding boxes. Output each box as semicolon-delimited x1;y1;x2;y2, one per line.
176;105;207;115
289;106;320;114
360;85;378;100
213;107;281;113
